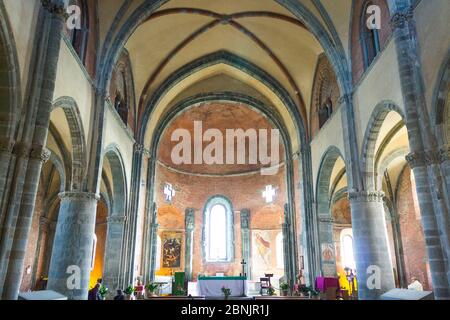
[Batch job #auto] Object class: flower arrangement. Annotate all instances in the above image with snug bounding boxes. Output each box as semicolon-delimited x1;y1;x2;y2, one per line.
295;285;320;298
267;286;276;296
279;282;290;296
99;285;109;300
124;285;135;300
145;283;159;297
221;286;232;299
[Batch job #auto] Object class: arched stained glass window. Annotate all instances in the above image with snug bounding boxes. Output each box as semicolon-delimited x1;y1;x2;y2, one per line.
203;196;234;262
342;233;356;270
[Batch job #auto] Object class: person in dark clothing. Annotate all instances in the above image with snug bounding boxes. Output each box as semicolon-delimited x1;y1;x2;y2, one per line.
88;283;102;300
114;289;125;300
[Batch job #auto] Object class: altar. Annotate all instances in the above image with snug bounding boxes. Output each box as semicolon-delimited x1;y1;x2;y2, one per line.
197;276;247;297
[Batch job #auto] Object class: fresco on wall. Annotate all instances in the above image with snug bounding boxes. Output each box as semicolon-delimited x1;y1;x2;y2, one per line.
253;231;272;267
162;232;182;268
251;230;285;282
321;243;335;262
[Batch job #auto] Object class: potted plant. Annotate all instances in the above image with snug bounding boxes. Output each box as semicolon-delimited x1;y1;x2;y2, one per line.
267;286;276;296
280;282;290;297
99;285;109;300
174;285;186;297
124;286;135;300
297;286;320;299
145;283;159;298
221;286;231;300
309;287;320;300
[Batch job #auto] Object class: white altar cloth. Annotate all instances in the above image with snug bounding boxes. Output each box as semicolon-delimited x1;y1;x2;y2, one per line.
197;277;247;297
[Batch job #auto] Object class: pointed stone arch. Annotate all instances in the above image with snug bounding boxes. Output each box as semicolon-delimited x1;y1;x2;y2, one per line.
52;97;87;191
315;146;346;276
0;1;21;141
432;51;450;148
101;144;128;292
360;101;405;190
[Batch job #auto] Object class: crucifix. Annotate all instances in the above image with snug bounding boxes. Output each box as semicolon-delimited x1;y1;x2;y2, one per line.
262;185;276;203
240;259;247;297
163;183;175;202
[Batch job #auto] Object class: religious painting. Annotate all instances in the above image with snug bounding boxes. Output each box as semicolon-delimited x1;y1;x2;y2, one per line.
161;232;182;268
321;243;335;262
252;230;272;268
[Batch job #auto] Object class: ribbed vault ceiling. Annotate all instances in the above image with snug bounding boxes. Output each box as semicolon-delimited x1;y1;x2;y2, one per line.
97;0;355;151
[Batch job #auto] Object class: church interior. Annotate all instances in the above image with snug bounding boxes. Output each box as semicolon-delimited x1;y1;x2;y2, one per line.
0;0;449;301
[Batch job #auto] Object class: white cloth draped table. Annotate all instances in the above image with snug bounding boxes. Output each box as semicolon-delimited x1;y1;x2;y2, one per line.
197;276;247;297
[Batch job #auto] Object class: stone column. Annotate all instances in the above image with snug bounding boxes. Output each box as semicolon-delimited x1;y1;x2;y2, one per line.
0;137;14;222
122;143;147;286
390;4;450;298
103;215;127;293
142;159;157;284
47;192;99;300
441;148;450;217
349;191;395;300
282;221;292;286
406;155;450;298
0;0;65;299
31;216;54;289
148;221;159;283
184;208;195;281
240;209;251;278
2;147;51;300
282;204;295;288
318;217;336;277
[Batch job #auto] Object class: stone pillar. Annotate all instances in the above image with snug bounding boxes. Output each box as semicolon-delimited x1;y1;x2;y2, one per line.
148;222;159;283
31;216;55;289
318;217;336;277
390;4;450;298
122;143;147;286
0;137;14;220
282;204;295;288
184;208;195;281
2;147;51;299
441;148;450;214
103;215;127;293
142;159;156;284
240;209;251;278
348;191;395;300
146;203;158;283
406;155;450;298
47;192;99;300
282;222;292;286
0;0;65;299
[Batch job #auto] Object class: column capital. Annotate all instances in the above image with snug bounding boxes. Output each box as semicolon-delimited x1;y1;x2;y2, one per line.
240;209;250;229
58;191;100;201
41;0;66;16
185;208;195;230
12;142;30;159
406;149;442;168
390;6;414;30
107;215;127;224
318;217;334;224
348;190;385;203
134;143;144;154
30;145;51;163
12;143;51;162
134;143;151;156
39;216;51;229
0;137;14;154
439;147;450;163
338;92;353;106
